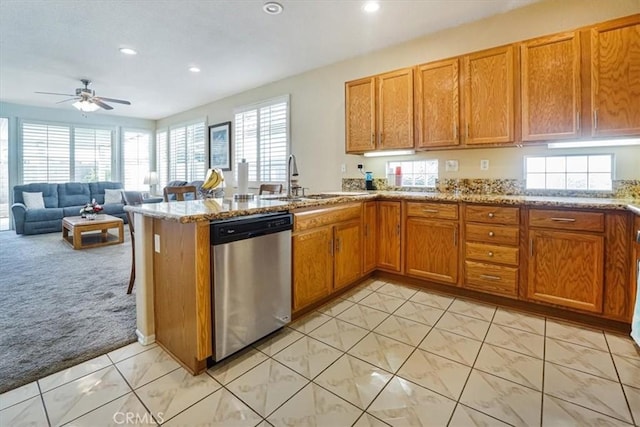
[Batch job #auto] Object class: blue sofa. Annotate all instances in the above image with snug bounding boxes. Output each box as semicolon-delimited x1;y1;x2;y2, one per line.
11;182;127;235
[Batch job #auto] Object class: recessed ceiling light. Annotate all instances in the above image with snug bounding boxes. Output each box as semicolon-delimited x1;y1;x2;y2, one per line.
263;1;283;15
189;66;201;73
362;1;380;13
119;47;137;55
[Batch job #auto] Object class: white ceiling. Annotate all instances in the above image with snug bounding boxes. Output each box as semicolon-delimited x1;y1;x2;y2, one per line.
0;0;539;120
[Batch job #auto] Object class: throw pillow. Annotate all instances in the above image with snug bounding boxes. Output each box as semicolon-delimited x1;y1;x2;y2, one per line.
104;189;123;204
23;192;45;209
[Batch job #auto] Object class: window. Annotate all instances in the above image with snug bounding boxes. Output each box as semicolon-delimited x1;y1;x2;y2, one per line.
1;118;8;231
22;122;71;183
234;96;289;184
21;121;115;184
525;154;613;190
123;130;151;191
74;127;112;182
386;159;438;187
156;122;205;185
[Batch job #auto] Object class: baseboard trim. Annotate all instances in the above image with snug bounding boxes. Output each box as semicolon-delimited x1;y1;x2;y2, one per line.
136;329;156;345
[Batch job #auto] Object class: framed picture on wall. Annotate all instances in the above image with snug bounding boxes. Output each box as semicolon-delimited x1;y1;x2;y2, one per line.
208;121;232;171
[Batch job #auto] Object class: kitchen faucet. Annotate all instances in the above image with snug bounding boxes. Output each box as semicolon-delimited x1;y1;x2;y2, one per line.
287;154;299;198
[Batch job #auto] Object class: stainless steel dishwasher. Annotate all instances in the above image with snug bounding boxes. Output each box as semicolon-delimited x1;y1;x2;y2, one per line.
210;212;292;361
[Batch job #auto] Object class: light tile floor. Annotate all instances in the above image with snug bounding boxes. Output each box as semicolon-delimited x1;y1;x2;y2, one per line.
1;278;639;426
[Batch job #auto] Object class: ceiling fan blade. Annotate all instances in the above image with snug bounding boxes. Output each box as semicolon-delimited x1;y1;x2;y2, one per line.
95;97;131;105
55;97;80;104
35;91;76;97
91;99;113;110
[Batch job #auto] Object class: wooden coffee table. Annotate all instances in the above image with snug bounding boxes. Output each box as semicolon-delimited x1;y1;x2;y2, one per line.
62;214;124;250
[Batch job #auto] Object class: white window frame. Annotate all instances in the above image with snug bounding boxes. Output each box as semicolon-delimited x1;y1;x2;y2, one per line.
233;95;290;186
386;159;438;188
122;128;152;191
156;119;206;186
524;153;614;191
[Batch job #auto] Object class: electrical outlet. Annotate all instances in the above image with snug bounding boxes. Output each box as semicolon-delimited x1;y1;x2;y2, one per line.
341;163;347;173
480;159;489;171
357;164;363;170
445;160;459;172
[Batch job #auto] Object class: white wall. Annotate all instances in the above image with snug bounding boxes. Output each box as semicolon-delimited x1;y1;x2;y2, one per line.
157;0;640;192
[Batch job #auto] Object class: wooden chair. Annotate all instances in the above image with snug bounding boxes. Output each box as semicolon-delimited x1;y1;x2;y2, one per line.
259;184;283;195
163;185;198;202
121;191;145;294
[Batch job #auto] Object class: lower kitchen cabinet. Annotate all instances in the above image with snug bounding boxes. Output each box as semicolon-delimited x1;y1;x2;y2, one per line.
292;227;333;311
406;217;459;284
527;229;604;313
334;220;362;289
377;201;401;272
363;201;377;274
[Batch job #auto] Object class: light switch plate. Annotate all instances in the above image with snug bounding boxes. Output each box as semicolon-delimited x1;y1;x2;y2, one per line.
445;160;459;172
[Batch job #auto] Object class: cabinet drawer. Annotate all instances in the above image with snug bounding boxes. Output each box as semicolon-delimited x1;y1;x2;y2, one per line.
466;205;519;225
465;223;519;245
465;242;519;266
294;203;361;232
465;261;518;297
407;202;458;220
528;209;604;232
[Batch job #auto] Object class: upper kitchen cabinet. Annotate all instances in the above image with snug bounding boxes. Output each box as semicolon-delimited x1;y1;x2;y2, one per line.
345;77;376;152
345;68;414;153
415;58;460;148
521;32;581;141
463;45;516;145
590;15;640;137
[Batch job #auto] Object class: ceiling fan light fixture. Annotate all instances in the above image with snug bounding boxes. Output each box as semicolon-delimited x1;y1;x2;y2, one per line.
263;2;283;15
189;66;201;73
119;47;138;55
73;100;100;112
362;1;380;13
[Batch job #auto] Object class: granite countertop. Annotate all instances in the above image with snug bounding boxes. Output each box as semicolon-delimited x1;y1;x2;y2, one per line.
124;191;640;223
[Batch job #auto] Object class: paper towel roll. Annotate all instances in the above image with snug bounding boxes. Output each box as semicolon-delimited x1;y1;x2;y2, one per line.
237;159;249;195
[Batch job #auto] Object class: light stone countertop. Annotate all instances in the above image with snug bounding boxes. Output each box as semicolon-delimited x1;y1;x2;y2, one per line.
124;191;640;223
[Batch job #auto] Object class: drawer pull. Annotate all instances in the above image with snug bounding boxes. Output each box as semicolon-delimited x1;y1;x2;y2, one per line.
480;274;502;281
422;209;439;213
550;217;576;222
488;251;494;257
488;231;495;237
488;212;495;218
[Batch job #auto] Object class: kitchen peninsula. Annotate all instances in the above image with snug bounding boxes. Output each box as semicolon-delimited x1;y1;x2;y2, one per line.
126;191;640;374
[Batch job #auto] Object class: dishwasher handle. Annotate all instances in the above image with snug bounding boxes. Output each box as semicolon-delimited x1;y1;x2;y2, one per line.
211;213;292;245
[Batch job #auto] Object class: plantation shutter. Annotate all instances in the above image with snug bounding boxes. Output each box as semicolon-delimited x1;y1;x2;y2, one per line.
234;95;289;185
156;130;168;187
74;127;113;182
22;122;71;183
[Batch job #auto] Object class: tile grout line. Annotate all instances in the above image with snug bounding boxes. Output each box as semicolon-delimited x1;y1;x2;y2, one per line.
36;379;52;427
604;332;637;426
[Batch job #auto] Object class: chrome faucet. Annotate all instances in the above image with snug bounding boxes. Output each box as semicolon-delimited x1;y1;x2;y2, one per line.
287;154;299;198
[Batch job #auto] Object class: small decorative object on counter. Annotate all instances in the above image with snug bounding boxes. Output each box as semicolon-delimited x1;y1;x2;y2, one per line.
365;171;375;190
201;168;225;198
395;166;402;186
79;199;103;219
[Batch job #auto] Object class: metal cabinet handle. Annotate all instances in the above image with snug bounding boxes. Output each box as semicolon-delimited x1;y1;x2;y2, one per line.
576;111;581;131
488;251;494;257
480;274;501;281
336;238;341;252
550;217;576;222
329;239;334;256
380;132;384;146
488;231;495;237
466;123;470;139
422;209;439;213
453;123;458;139
488;212;495;218
371;133;375;146
594;110;598;129
453;226;458;246
396;224;400;236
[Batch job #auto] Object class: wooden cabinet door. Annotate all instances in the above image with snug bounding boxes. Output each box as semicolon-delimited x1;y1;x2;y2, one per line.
334;220;362;290
345;77;376;153
591;17;640;137
378;68;414;149
406;218;459;284
292;227;333;311
415;59;460;148
363;201;377;274
377;201;401;272
463;45;515;144
527;229;604;313
521;32;581;141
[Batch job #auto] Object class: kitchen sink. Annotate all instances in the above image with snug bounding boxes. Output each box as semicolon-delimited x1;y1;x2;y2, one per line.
302;194;343;199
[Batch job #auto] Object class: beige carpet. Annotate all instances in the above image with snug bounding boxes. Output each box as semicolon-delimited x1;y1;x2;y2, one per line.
0;228;136;394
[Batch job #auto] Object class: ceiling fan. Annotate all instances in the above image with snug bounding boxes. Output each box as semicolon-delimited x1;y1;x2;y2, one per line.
35;79;131;112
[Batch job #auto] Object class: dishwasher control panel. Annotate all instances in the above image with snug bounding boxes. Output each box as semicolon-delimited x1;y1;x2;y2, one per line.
211;212;292;245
